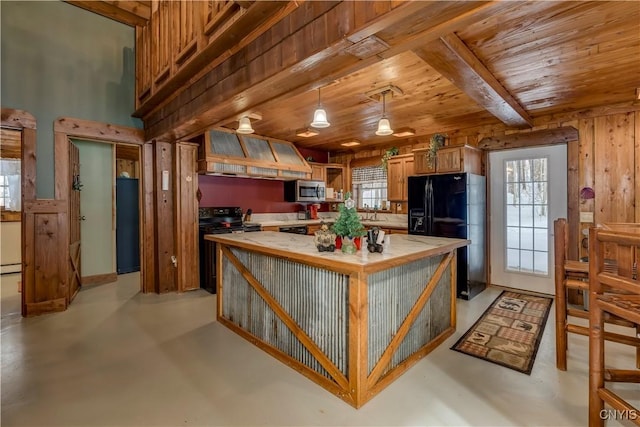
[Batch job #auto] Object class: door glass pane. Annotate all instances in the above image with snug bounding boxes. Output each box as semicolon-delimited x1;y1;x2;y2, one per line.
506;227;520;248
504;157;549;275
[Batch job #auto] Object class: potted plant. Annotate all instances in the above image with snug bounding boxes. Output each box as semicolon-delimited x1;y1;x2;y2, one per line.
426;133;446;167
331;193;366;254
381;146;399;171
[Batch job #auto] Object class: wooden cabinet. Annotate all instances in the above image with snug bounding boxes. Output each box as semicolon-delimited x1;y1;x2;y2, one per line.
308;162;346;201
413;145;483;175
306;224;322;235
310;163;325;181
387;154;414;201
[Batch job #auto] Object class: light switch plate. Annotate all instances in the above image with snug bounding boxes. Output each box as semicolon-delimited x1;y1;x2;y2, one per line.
580;211;594;223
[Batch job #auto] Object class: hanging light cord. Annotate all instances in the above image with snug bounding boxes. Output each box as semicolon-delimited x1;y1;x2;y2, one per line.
381;91;387;117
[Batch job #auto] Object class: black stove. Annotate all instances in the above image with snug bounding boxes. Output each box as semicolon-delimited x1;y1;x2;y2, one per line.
199;207;262;234
199;207;261;293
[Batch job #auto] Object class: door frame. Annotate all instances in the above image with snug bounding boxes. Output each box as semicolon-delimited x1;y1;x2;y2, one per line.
53;117;149;294
1;108;37;316
483;133;580;288
488;145;567;294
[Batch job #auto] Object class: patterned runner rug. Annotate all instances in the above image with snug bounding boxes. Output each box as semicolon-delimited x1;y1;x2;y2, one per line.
451;290;553;375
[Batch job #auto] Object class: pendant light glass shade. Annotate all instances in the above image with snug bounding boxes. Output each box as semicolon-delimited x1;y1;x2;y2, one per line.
236;116;254;134
375;91;393;136
310;88;330;128
375;118;393;136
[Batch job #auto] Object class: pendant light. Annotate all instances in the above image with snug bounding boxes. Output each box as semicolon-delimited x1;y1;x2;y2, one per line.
236;116;254;134
375;90;393;136
310;87;330;128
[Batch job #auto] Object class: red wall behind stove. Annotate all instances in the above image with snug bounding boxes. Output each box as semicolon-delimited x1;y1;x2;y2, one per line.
198;175;301;213
198;148;329;213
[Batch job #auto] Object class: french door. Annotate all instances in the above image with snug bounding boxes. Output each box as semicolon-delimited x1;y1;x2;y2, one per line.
489;145;567;295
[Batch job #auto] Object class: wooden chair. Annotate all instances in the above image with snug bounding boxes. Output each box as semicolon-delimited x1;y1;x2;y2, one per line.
554;218;640;371
588;224;640;427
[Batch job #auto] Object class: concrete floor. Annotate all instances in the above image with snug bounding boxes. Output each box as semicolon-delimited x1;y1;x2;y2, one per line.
1;272;638;426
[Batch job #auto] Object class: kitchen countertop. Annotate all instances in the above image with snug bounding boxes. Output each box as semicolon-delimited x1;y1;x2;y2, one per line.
206;231;467;270
257;218;408;229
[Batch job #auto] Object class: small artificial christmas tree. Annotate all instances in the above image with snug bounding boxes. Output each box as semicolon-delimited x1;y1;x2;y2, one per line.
331;192;365;253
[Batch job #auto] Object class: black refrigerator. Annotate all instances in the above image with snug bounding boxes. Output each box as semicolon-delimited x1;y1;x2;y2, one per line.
408;173;486;300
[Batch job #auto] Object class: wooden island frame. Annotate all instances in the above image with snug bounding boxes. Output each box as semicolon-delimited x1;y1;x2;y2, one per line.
207;232;468;408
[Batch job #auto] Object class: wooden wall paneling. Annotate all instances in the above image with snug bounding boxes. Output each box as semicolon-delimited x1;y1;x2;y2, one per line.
594;113;635;224
578;118;595;259
22;127;37;201
636;111;640;222
174;142;199;292
154;140;176;293
141;142;156;293
136;24;152;106
566;136;580;262
116;159;139;178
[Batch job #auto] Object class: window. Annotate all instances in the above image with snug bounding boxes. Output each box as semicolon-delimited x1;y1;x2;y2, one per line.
505;157;548;275
352;166;387;210
0;159;21;211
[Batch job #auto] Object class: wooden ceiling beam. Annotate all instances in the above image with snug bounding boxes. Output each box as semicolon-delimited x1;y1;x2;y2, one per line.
65;1;150;27
414;33;534;129
478;126;579;150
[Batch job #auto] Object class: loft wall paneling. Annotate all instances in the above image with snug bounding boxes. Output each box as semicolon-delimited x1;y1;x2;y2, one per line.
154;140;176;293
134;0;299;115
174;142;199;292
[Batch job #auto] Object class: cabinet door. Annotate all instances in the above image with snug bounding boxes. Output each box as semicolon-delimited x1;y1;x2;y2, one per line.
310;163;325;181
413;150;436;174
436;147;462;173
387;158;404;201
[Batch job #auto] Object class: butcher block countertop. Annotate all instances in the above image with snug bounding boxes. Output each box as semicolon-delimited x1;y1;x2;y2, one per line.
206;231;468;273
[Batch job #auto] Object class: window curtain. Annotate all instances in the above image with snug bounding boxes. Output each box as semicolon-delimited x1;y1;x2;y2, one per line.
351;165;387;184
1;159;21;211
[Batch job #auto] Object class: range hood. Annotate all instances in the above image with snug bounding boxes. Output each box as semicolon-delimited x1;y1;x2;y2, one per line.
198;128;311;180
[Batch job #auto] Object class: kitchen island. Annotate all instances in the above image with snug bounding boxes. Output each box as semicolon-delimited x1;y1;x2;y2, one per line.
206;231;468;408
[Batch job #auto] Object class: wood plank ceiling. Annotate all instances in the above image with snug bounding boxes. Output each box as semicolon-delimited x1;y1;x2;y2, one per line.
68;1;640;154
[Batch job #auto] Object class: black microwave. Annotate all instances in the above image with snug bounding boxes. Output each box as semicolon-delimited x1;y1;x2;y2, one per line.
284;180;326;203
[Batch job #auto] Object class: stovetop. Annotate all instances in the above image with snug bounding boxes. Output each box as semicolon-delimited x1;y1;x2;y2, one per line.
199;207;261;234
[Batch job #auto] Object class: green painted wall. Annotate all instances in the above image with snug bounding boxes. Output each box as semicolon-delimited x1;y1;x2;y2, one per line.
1;1;140;199
73;139;114;277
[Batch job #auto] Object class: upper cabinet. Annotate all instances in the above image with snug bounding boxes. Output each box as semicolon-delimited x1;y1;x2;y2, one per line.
387;154;414;201
413;145;483;176
308;162;346;201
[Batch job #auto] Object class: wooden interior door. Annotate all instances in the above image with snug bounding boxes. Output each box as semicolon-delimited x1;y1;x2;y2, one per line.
69;141;81;301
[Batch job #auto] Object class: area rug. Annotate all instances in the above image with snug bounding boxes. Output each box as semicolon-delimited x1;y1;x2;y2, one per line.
451;290;553;375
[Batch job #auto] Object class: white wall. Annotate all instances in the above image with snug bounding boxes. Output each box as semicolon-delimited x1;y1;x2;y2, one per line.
0;221;21;273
